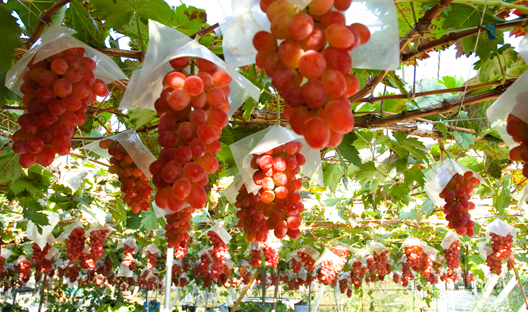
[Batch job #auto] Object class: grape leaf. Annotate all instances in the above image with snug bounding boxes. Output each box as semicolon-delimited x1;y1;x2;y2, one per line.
64;0;107;47
128;108;157;129
453;131;475;149
8;175;42;196
0;5;24;71
354;161;378;185
403;166;425;187
473;46;518;82
337;133;362;167
399;205;416;220
392;131;427;161
0;152;23;184
421;200;434;215
139;207;159;232
91;0;177;30
19;197;49;228
323;164;344;193
171;4;207;36
5;0;63;35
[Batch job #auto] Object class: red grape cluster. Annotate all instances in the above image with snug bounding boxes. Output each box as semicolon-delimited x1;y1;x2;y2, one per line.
138;270;160;290
31;243;53;274
486;233;513;275
146;251;157;269
400;263;413;287
151;57;231;213
99;139;152;213
235;141;305;241
365;256;376;283
506;113;528;177
404;245;423;271
89;229;109;260
317;249;347;285
80;253;96;270
0;256;5;275
13;48;109;167
195;253;213;286
444;240;461;270
298;250;316;271
420;253;438;284
392;271;400;284
291;257;302;273
174;241;189;259
440;269;459;283
16;259;32;283
350;260;366;289
462;270;474;284
439;171;480;236
373;250;390;280
253;0;369;149
164;207;193;252
207;231;230;279
122;244;136;270
65;227;86;263
249;243;280;268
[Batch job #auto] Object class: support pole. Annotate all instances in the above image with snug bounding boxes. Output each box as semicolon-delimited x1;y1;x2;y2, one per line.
310;285;325;312
308;284;311;312
38;274;48;312
262;267;266;312
164;248;174;312
230;268;262;312
11;290;16;312
146;288;149;311
272;269;280;312
510;258;528;309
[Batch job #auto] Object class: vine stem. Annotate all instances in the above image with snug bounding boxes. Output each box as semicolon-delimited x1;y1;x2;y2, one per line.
508;257;528;309
397;0;528;13
27;0;73;47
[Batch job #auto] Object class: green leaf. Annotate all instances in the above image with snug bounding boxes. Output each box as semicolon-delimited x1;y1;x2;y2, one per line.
453;131;474;149
514;252;528;263
64;0;107;47
323;164;344;193
5;0;58;35
421;200;434;216
388;184;408;201
403;166;425;187
393;131;427;161
337;133;362;167
8;174;42;196
0;152;23;184
91;0;177;30
469;255;484;265
399;205;416;220
139;207;159;232
19;197;49;228
171;4;207;36
354;162;378;184
439;75;464;89
126;210;142;229
242;97;258;120
323;205;347;223
0;5;24;70
128;108;157;129
435;123;448;140
473;46;518;82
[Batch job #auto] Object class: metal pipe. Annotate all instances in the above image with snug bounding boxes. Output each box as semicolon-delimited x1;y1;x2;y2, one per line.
164;248;174;312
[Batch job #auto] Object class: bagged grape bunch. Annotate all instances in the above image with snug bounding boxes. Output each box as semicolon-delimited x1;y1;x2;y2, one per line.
481;219;518;275
118;21;257;253
252;0;374;149
424;159;485;236
0;249;13;275
6;25;127;168
118;238;138;270
366;241;391;282
84;131;156;213
142;244;161;270
227;125;323;241
441;232;461;271
249;239;282;268
487;55;528;179
314;248;347;285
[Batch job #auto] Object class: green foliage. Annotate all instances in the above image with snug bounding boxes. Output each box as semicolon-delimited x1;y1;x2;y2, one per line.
0;5;23;71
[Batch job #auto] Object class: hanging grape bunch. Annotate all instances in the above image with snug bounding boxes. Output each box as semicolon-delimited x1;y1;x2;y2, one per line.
0;255;5;275
88;229;110;260
99;139;153;213
207;231;229;279
12;48;110;168
486;232;513;275
235;141;306;242
443;240;461;270
65;227;86;263
506;112;528;178
122;243;137;270
150;57;231;249
253;0;370;149
31;243;53;274
146;251;157;269
439;171;480;236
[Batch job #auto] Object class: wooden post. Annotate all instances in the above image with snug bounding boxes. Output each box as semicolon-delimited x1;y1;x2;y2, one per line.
272;269;280;312
230;268;262;312
38;274;48;312
510;258;528;309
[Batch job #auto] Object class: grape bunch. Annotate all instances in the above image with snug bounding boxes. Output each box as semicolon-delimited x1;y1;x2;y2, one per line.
31;243;53;274
392;271;400;284
404;245;423;271
440;269;459;283
99;139;153;213
65;227;86;263
443;240;461;270
400;262;413;287
253;0;370;149
235;141;306;241
291;257;302;273
366;256;376;283
439;171;480;236
138;270;159;290
151;57;231;212
317;249;347;285
146;251;157;269
486;233;513;275
174;241;189;259
122;244;136;270
297;250;316;271
0;255;5;275
207;231;229;279
12;48;109;167
16;259;32;284
164;207;193;254
79;253;96;270
462;270;474;284
506;113;528;178
373;250;390;281
350;260;365;289
263;243;280;268
89;229;109;260
420;253;438;284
